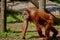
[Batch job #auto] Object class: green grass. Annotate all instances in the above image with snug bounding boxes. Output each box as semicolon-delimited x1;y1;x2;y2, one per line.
7;17;15;22
0;32;7;38
6;11;23;22
28;22;35;27
6;13;23;22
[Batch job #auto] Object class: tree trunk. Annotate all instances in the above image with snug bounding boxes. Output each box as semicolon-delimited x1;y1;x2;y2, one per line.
0;0;7;32
29;0;46;11
29;0;39;8
39;0;46;11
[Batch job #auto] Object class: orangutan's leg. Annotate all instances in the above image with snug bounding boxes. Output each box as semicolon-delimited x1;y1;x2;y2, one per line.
21;20;28;39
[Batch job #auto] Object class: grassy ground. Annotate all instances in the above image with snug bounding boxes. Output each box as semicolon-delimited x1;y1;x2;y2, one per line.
0;12;60;40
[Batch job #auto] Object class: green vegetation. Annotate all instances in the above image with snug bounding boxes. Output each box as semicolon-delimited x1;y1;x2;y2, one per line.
52;0;60;3
6;11;23;22
0;32;7;38
0;12;57;39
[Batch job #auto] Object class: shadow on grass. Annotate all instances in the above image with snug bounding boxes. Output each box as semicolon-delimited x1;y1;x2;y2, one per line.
7;29;60;40
7;29;37;33
7;20;22;23
28;36;40;39
49;36;60;40
7;29;22;33
54;22;60;26
27;36;60;40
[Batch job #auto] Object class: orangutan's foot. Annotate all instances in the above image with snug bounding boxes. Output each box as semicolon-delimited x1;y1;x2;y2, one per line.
22;36;26;39
40;35;45;37
52;31;58;38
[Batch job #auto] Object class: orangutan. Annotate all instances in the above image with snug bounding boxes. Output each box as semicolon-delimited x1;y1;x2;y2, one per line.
21;8;58;40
